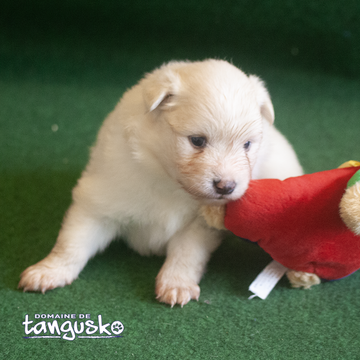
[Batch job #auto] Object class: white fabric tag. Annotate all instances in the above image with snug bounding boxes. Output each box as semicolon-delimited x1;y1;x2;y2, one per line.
248;260;288;300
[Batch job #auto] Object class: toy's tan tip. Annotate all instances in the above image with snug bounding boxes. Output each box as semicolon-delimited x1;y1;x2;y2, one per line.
340;182;360;236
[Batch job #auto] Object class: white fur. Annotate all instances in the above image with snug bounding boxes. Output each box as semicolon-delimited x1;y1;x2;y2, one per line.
19;60;303;306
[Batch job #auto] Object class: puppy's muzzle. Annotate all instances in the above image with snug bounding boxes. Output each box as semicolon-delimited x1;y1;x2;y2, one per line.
213;180;236;195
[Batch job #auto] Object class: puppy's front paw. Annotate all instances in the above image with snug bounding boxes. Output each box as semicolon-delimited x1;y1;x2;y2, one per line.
199;205;226;230
155;278;200;307
286;270;321;289
18;259;78;294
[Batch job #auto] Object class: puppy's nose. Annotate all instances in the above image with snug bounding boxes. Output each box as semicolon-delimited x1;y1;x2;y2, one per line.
213;180;236;195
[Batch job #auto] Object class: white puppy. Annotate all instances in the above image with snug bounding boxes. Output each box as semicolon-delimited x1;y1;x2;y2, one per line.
19;59;303;306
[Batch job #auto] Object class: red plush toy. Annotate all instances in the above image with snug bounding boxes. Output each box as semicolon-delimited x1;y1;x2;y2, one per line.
202;162;360;288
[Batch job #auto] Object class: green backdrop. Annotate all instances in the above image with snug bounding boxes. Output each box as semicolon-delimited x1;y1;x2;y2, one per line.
1;1;360;359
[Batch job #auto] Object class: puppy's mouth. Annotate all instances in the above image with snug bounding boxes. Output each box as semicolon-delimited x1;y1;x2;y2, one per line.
198;194;240;205
180;184;240;205
200;197;231;205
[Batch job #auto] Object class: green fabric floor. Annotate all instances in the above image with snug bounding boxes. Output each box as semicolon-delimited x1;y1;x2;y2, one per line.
1;1;360;359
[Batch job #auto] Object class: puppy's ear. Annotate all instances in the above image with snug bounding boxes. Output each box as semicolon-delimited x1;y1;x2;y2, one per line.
249;75;275;124
142;67;181;112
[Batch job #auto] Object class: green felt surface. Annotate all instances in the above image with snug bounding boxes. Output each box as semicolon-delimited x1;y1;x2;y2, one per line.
1;1;360;359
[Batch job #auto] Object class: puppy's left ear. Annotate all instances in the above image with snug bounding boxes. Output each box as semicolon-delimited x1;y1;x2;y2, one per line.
249;75;275;124
142;67;181;112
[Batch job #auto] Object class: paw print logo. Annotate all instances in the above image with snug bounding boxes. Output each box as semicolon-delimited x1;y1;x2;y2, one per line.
111;321;124;335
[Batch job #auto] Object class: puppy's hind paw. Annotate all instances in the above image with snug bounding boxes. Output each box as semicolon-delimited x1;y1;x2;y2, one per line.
155;281;200;308
286;270;321;289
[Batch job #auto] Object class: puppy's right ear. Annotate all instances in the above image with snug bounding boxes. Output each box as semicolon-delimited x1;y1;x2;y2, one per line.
142;67;181;112
249;75;275;124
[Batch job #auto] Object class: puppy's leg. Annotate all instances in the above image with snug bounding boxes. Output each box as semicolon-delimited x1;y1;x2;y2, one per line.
286;270;321;289
155;218;221;307
18;204;117;293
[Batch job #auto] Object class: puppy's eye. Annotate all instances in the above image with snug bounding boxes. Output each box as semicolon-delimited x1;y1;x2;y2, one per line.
189;136;207;148
244;141;251;151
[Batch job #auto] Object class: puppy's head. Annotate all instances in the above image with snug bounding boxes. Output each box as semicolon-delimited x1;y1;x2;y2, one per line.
139;60;274;204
